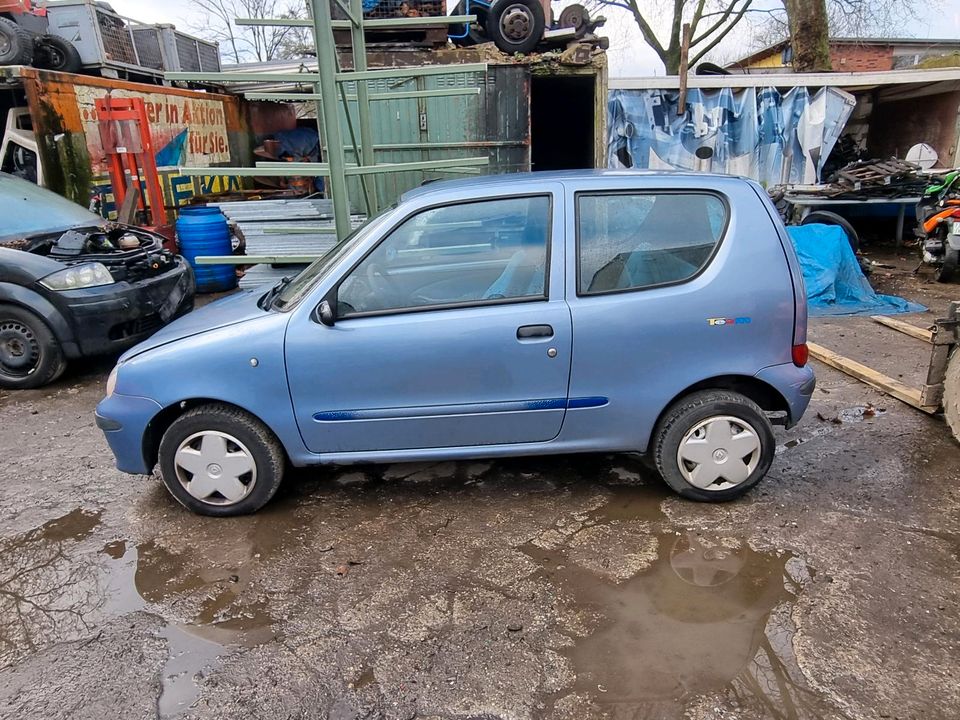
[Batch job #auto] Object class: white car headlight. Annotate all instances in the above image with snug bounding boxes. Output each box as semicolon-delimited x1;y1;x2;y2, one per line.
105;365;119;397
40;262;114;291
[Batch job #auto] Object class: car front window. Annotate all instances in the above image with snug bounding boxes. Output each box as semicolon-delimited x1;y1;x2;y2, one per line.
271;205;397;310
336;195;551;317
0;173;104;242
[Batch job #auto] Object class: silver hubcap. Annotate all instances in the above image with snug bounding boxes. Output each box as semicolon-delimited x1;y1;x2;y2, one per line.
174;431;257;506
500;4;534;42
676;415;762;491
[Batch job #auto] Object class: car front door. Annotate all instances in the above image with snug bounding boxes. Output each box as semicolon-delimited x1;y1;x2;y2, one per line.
285;189;572;455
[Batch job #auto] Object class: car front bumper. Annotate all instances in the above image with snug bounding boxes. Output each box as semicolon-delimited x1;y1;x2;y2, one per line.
59;260;195;358
96;392;164;474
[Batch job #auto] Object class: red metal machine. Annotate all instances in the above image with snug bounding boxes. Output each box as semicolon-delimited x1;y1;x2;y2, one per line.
95;94;175;248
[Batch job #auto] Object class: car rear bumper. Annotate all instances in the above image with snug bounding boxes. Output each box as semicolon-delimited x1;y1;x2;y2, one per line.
755;362;816;429
96;392;163;474
61;261;195;358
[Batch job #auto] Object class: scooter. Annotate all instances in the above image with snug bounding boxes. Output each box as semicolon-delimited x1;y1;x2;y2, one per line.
917;170;960;283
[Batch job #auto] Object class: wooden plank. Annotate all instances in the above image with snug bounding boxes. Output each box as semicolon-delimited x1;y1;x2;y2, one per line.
807;342;938;414
870;315;934;343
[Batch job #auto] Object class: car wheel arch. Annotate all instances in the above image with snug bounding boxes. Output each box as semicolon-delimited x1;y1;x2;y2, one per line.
647;374;791;448
142;398;291;473
0;282;79;357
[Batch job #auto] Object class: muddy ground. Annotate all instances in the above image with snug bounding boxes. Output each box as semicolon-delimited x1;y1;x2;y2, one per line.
0;247;958;720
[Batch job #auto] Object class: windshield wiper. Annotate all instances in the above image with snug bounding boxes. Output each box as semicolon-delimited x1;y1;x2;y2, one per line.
259;276;291;310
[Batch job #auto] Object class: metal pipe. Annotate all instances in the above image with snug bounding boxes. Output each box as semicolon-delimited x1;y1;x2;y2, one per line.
246;88;482;102
166;63;487;84
308;0;351;241
347;0;378;213
236;15;476;28
180;155;489;178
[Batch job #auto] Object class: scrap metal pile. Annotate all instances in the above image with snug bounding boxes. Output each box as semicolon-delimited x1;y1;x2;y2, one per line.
777;158;929;201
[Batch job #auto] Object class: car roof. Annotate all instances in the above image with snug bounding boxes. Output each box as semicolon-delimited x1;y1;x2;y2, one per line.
400;169;750;202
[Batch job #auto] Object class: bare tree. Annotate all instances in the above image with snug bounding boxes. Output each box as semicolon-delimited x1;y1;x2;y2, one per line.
784;0;831;71
592;0;756;74
741;0;937;55
595;0;937;75
190;0;312;64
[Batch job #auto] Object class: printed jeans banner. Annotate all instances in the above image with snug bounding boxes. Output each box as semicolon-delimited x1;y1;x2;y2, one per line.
607;86;856;185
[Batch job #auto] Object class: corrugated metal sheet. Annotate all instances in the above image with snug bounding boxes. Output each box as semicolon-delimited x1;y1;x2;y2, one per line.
210;199;365;289
329;65;531;211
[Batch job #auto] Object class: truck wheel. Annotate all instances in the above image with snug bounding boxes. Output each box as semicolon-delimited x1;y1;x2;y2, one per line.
0;17;35;67
488;0;544;54
158;403;286;517
652;390;775;502
34;35;83;74
0;304;67;390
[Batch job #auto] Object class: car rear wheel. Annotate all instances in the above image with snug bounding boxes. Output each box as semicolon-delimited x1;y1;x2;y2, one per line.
0;304;66;390
157;403;286;516
652;390;775;502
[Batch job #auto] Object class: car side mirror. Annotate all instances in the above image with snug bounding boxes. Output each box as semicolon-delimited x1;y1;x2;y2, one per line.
317;299;335;327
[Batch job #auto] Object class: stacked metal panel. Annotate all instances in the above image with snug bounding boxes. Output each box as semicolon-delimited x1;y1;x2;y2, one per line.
207;199;364;289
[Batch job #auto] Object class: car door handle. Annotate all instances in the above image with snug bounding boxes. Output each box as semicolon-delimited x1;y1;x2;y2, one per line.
517;324;554;339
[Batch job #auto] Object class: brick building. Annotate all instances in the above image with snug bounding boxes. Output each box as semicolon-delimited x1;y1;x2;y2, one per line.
728;38;960;74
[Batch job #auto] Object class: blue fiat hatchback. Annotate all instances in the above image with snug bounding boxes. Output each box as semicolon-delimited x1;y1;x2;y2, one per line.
97;171;814;516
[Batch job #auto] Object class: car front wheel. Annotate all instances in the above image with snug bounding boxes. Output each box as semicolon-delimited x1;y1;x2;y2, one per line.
0;303;66;390
157;403;286;516
652;390;775;502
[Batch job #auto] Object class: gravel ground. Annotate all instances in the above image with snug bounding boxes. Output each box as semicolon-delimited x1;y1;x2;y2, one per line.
0;251;958;720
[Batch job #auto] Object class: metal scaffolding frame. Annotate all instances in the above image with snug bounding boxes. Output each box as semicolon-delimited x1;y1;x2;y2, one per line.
166;0;489;242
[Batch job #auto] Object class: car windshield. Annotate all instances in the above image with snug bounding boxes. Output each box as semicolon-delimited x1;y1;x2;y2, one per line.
0;173;103;242
272;205;397;310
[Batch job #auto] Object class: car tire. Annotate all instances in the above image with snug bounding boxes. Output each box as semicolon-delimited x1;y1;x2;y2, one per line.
33;35;83;74
801;210;860;254
488;0;544;55
652;390;775;502
157;403;286;516
0;17;35;66
0;303;66;390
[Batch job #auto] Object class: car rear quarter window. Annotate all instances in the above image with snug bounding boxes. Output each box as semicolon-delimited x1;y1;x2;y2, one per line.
577;192;727;295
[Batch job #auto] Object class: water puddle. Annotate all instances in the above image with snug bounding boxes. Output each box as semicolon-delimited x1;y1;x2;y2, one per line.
778;404;887;454
0;509;104;660
0;507;286;717
526;484;829;716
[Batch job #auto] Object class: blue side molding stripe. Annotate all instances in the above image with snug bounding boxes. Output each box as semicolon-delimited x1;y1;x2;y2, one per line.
566;396;608;409
312;396;608;422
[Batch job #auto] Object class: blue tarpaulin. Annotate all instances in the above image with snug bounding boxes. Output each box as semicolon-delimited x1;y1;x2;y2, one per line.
787;224;925;316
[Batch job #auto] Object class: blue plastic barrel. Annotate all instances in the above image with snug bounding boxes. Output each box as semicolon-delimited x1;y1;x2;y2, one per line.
176;206;237;293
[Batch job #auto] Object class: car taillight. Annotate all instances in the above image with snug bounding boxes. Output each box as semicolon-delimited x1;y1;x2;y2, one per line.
792;343;809;367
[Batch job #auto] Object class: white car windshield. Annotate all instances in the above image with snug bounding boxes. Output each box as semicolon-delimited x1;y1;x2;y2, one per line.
0;173;103;242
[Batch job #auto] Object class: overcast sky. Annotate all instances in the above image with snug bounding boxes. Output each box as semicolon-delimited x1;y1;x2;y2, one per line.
108;0;960;76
